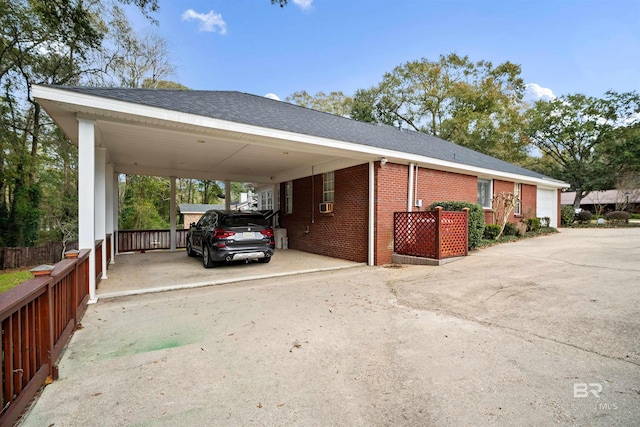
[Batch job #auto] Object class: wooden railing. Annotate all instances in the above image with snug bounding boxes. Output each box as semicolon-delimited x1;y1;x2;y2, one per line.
118;229;187;252
394;208;469;260
0;247;93;426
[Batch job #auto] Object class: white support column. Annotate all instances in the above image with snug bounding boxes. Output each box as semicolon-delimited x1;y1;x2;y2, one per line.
106;164;115;264
113;173;119;255
77;118;96;302
368;161;375;266
225;181;231;210
95;148;107;280
170;177;177;252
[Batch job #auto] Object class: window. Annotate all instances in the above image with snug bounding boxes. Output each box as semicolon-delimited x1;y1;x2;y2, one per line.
514;183;522;215
323;171;334;203
285;181;293;214
259;189;273;210
478;178;492;209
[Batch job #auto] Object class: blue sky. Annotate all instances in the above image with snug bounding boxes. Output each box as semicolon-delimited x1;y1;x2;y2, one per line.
127;0;639;101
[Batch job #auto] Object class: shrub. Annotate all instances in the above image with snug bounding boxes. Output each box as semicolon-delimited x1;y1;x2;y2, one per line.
483;224;501;240
576;210;592;224
606;211;630;224
561;205;575;225
524;217;541;232
503;222;518;236
429;201;485;249
631;213;640;220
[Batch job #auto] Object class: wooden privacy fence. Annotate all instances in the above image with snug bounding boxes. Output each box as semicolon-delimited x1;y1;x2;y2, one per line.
0;235;112;271
118;229;187;252
394;208;469;260
0;242;101;426
0;242;71;271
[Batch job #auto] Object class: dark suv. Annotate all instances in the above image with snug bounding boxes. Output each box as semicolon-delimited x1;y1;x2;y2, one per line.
186;210;275;268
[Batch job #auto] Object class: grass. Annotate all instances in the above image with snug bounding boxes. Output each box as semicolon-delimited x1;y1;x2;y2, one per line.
0;270;35;293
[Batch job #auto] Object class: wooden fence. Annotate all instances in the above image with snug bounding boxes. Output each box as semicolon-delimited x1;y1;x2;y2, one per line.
0;241;101;426
118;229;187;252
0;235;113;271
394;208;469;260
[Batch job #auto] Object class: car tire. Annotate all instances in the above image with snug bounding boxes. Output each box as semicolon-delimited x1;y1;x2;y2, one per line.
202;244;216;268
186;239;196;257
258;256;271;264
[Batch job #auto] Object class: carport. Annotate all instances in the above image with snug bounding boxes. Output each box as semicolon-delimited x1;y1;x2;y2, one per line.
33;86;383;302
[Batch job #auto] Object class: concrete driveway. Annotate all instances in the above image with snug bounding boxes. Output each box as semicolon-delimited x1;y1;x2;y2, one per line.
21;228;640;426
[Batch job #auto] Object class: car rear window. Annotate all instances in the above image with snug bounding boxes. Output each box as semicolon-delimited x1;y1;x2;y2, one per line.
221;215;268;228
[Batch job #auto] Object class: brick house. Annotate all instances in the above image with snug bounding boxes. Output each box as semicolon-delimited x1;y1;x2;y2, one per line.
33;86;568;298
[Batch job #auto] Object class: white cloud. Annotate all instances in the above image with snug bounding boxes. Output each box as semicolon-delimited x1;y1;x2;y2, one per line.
264;93;281;101
523;83;556;103
293;0;313;10
181;9;227;34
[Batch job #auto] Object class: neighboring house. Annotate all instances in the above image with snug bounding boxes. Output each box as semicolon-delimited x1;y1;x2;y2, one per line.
180;195;258;228
561;190;640;213
179;204;225;228
33;86;569;285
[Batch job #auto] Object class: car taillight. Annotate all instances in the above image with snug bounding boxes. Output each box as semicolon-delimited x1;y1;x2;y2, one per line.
214;228;235;239
260;229;274;237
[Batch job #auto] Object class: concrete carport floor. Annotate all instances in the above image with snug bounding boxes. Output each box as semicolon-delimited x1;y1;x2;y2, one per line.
20;228;640;426
97;249;364;299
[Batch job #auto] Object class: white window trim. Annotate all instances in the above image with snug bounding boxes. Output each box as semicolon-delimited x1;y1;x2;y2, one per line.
478;178;493;209
323;171;335;203
514;182;522;215
285;181;293;214
258;188;273;210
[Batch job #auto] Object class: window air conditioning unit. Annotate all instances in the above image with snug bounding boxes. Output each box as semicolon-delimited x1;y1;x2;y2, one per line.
319;202;334;213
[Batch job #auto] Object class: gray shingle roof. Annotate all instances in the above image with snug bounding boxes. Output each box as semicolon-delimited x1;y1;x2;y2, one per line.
59;86;559;182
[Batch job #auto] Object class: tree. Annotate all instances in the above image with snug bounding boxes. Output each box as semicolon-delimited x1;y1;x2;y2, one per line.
526;92;639;208
596;91;640;182
286;90;353;117
491;192;518;239
0;0;160;246
360;53;529;163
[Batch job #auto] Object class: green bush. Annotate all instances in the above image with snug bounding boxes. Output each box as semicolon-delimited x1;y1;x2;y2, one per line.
576;210;592;224
429;201;485;249
561;205;575;225
483;224;501;240
503;222;518;236
631;213;640;220
606;211;630;224
524;217;541;232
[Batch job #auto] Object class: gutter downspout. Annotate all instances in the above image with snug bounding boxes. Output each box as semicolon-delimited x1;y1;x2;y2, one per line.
407;163;415;212
368;161;375;266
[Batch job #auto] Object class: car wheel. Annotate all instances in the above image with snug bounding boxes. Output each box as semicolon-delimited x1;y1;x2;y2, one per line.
202;244;215;268
258;256;271;264
186;239;196;257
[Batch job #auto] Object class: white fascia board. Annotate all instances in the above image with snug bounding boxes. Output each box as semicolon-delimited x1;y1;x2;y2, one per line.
34;85;570;190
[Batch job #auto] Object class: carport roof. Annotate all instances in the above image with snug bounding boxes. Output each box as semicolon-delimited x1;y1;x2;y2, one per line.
34;85;567;187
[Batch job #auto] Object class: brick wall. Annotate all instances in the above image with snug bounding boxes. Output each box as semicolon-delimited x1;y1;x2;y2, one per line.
487;180;538;225
279;164;369;263
374;163;409;265
415;168;478;208
279;161;550;265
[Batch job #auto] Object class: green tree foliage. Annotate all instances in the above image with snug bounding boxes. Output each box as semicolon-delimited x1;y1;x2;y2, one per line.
0;0;160;246
526;92;639;207
366;53;529;163
595;91;640;179
286;90;353;117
